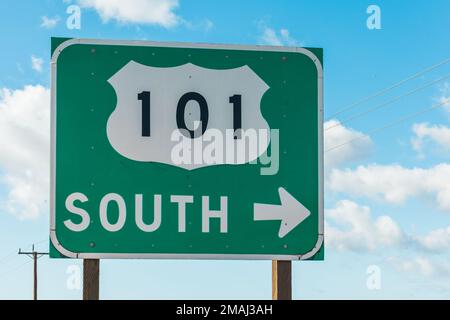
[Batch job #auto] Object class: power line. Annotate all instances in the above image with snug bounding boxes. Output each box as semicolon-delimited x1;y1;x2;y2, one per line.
325;99;450;153
0;251;17;266
326;58;450;120
33;239;48;246
325;73;450;131
0;259;32;280
0;238;48;266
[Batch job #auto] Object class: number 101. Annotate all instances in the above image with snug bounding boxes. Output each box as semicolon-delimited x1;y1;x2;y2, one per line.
137;91;242;139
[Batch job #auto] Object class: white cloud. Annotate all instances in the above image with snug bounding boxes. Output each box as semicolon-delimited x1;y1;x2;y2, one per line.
389;257;436;277
324;120;372;170
329;163;450;211
415;227;450;253
77;0;180;28
325;200;404;252
437;81;450;115
202;19;214;32
279;28;297;46
260;27;281;46
258;23;299;46
326;200;450;254
182;18;214;32
0;85;50;219
31;55;44;73
412;122;450;154
389;256;450;278
40;16;60;29
16;63;24;74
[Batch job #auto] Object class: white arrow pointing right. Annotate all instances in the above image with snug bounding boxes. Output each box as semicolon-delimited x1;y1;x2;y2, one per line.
254;187;311;238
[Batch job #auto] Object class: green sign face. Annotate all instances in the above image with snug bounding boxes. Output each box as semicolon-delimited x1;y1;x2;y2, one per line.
50;38;323;260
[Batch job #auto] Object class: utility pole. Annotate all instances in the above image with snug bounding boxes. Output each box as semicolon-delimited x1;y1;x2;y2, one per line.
18;244;49;300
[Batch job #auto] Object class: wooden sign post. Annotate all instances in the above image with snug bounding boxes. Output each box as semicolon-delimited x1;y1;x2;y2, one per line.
83;259;100;300
272;260;292;300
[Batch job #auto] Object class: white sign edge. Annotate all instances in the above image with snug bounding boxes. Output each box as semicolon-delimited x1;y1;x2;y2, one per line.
49;38;324;261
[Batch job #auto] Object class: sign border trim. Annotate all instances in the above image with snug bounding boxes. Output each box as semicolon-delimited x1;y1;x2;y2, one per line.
50;38;324;260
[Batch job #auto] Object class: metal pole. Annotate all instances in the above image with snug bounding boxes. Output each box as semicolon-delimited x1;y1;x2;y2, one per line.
83;259;100;300
272;260;292;300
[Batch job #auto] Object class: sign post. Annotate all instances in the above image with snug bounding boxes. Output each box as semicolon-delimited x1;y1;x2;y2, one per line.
272;260;292;300
50;38;323;298
83;259;99;300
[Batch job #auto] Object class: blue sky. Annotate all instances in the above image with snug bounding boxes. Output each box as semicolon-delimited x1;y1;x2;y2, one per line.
0;0;449;299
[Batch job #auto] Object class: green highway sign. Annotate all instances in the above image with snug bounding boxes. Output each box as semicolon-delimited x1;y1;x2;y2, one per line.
50;38;323;260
